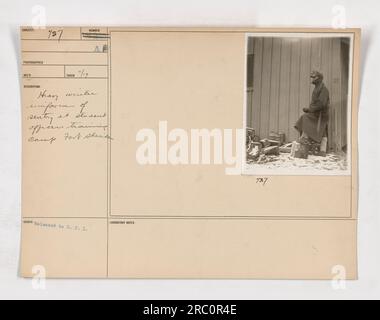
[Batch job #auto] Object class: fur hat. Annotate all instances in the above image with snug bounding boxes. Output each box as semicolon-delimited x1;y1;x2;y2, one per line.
310;70;324;80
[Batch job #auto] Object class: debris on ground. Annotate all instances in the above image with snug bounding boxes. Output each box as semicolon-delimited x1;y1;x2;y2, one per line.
246;130;348;172
247;153;348;172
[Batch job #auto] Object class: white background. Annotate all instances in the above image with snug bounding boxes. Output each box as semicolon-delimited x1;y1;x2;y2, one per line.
0;0;379;300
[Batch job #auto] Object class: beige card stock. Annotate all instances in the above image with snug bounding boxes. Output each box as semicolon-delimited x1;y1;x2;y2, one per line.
20;27;360;279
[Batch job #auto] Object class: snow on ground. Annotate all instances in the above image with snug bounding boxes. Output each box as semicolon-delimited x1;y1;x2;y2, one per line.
246;152;348;173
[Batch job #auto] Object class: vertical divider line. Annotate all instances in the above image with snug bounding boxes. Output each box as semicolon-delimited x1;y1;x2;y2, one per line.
351;33;355;219
106;27;110;278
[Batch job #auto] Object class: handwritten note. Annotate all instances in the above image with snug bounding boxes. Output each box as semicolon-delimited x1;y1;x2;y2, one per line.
25;87;110;144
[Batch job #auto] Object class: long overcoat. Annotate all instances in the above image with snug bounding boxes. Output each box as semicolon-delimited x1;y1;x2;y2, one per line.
295;83;330;143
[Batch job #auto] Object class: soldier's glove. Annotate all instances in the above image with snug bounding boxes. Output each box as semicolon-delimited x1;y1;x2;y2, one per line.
303;108;310;113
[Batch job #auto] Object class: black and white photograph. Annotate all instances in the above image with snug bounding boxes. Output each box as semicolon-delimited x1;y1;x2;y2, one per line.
244;33;353;175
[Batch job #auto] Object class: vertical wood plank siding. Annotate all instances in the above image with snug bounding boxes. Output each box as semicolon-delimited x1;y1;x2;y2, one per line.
247;37;349;151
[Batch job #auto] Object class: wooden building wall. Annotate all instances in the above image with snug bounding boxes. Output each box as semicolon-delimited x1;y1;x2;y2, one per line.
246;37;350;151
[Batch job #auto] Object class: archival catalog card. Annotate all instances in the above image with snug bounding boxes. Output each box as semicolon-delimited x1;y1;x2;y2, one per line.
20;27;361;279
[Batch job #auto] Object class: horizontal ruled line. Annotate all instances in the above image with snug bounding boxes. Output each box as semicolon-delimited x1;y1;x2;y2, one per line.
22;216;356;221
108;214;354;220
22;51;107;54
22;64;108;66
21;39;107;41
23;77;108;79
